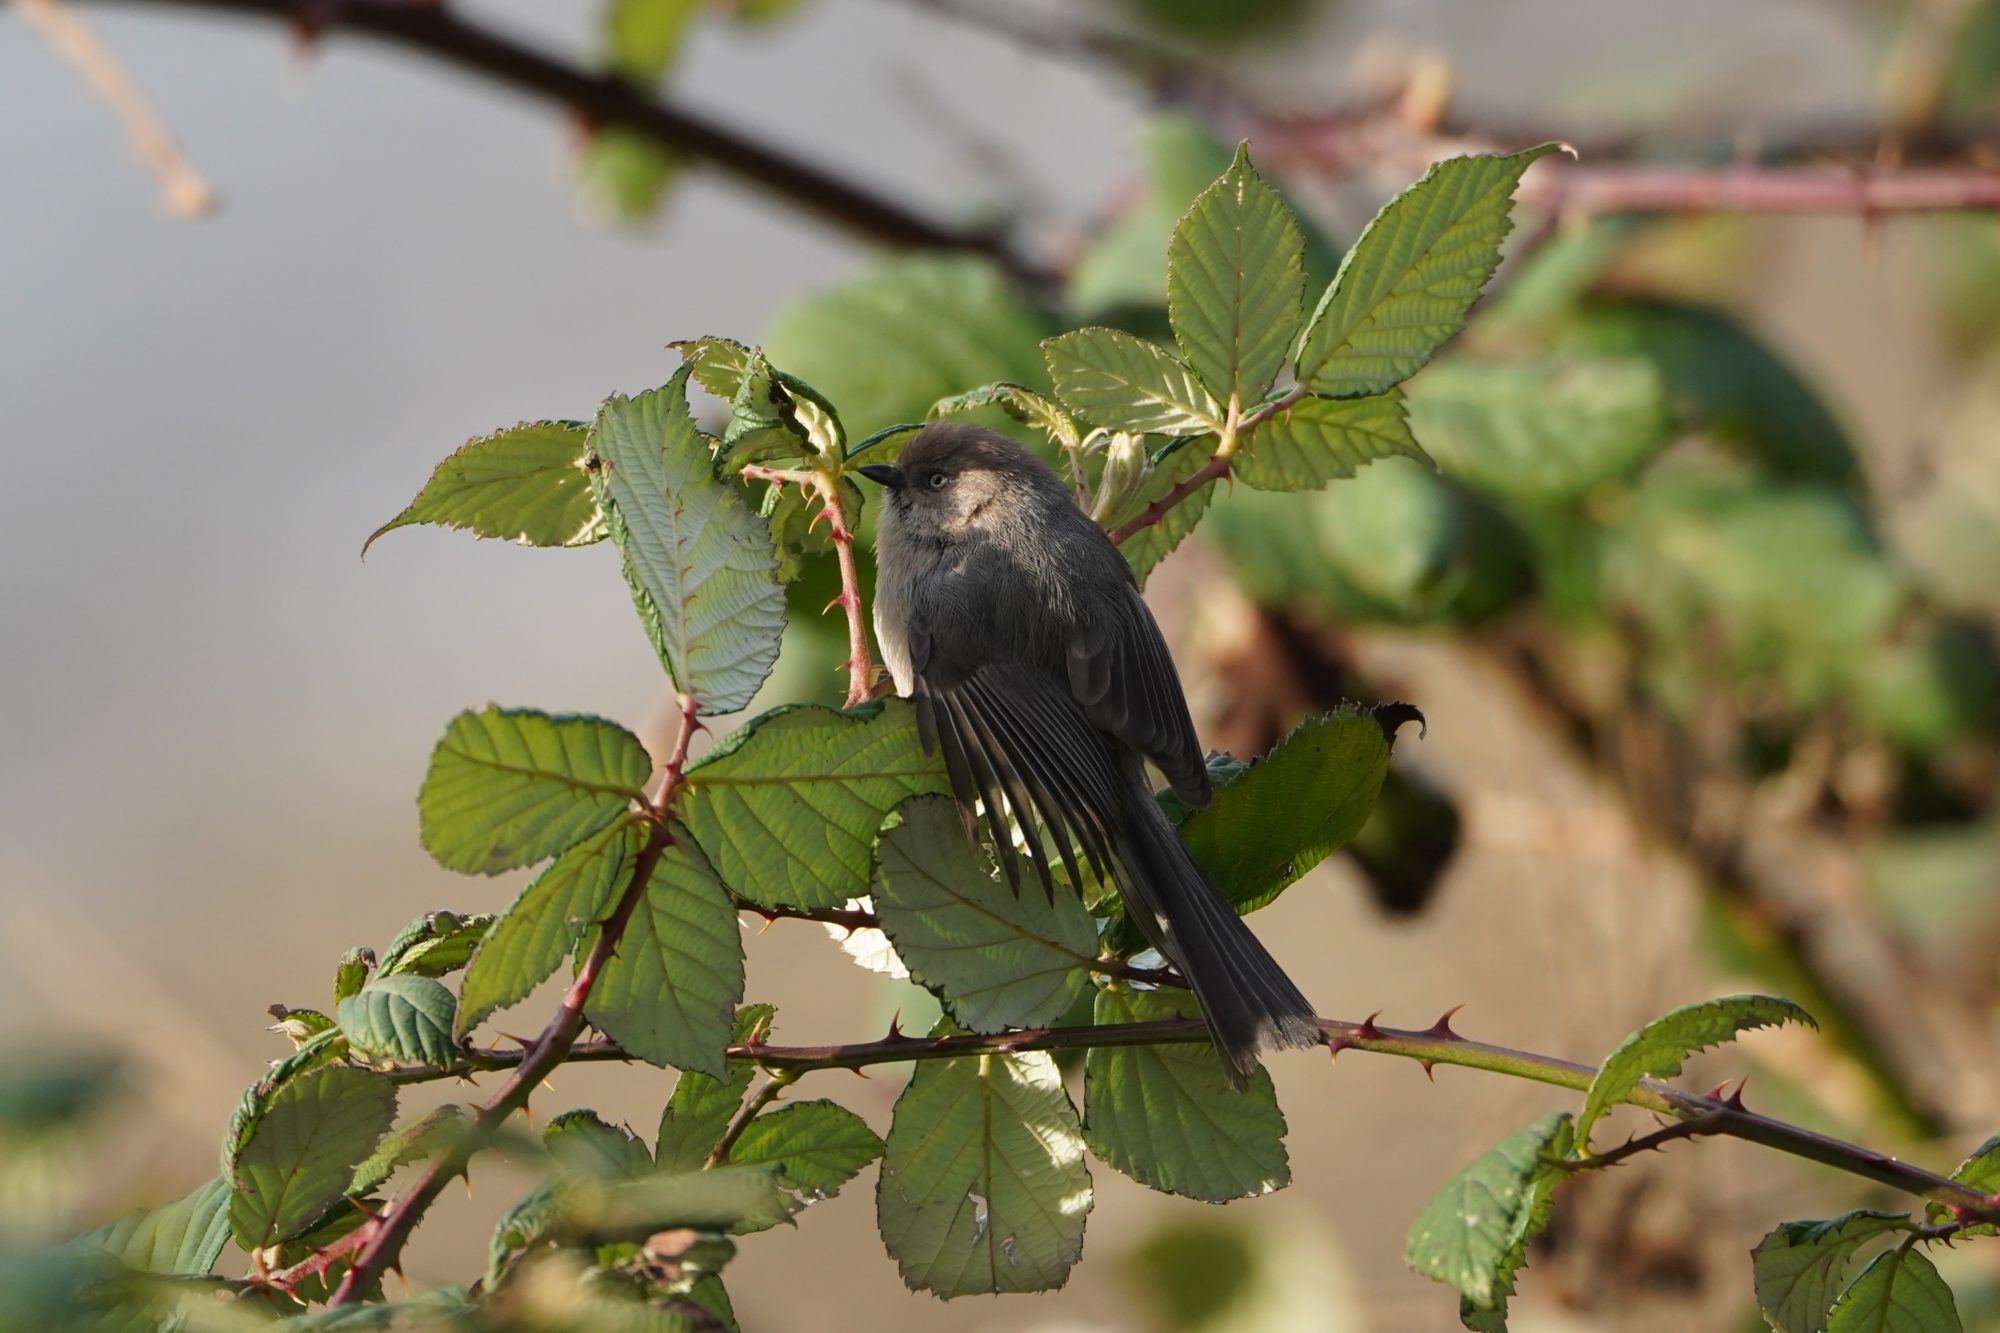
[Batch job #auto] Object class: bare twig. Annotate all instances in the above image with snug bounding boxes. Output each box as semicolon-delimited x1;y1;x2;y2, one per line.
19;0;213;213
325;692;706;1307
707;1068;796;1166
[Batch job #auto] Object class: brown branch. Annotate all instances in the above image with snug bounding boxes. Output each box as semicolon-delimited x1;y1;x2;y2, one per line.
68;0;1058;288
397;1013;2000;1226
325;692;705;1306
20;0;213;213
1106;454;1231;546
1534;162;2000;219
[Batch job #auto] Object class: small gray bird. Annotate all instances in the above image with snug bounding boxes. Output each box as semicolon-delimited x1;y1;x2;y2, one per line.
858;422;1320;1083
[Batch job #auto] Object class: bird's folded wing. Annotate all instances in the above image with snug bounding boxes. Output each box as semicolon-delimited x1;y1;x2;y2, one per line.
913;664;1126;902
1066;583;1210;805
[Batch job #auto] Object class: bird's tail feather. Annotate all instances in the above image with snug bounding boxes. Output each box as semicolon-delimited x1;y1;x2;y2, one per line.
1113;782;1321;1086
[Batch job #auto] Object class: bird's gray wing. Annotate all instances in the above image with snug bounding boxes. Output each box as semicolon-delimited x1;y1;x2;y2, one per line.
1065;582;1210;806
909;618;1126;902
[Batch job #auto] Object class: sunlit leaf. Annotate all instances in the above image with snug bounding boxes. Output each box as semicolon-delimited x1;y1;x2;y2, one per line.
591;368;787;715
81;1175;231;1277
363;422;602;556
418;707;649;875
1168;143;1307;406
877;1048;1092;1297
338;974;459;1070
1236;390;1427;492
679;700;946;910
1575;995;1815;1151
228;1067;396;1251
1752;1210;1911;1333
1044;327;1223;435
1296;145;1563;397
1825;1246;1960;1333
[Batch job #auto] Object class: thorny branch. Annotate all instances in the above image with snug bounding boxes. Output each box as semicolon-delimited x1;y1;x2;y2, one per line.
324;692;706;1307
359;1010;2000;1228
738;462;879;706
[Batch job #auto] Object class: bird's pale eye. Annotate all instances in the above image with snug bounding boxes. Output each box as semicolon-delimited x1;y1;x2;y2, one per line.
928;471;948;490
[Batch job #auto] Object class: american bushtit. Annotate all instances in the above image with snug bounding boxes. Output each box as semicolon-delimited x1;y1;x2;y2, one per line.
858;422;1319;1083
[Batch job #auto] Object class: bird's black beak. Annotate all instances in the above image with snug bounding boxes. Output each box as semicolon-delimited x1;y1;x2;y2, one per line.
856;463;905;490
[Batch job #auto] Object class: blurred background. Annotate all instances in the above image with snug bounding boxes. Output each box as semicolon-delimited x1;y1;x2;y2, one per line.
5;0;2000;1328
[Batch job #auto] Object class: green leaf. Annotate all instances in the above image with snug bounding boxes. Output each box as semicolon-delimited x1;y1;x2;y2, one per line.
349;1106;468;1199
591;368;787;715
221;1029;345;1173
333;948;374;1004
1168;142;1306;407
363;421;603;556
545;1109;653;1178
929;382;1082;451
1752;1210;1912;1333
1405;1112;1572;1321
82;1175;231;1276
1296;145;1564;397
578;131;679;222
1575;995;1816;1151
876;1049;1092;1297
457;822;641;1037
584;832;744;1078
1929;1133;2000;1233
604;0;700;83
418;706;649;876
679;699;946;910
1236;390;1428;492
1103;437;1218;585
1405;355;1671;502
1179;706;1398;914
723;1100;882;1208
655;1005;775;1172
1826;1246;1961;1333
763;256;1051;438
1044;328;1223;435
1082;987;1288;1201
337;974;460;1069
228;1066;396;1251
378;911;494;978
871;795;1098;1033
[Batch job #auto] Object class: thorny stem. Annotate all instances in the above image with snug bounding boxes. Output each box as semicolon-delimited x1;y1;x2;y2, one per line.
325;694;705;1306
810;466;878;708
736;463;878;706
376;1013;2000;1226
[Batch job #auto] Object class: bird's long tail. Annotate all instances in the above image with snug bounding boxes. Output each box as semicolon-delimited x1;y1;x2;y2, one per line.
1112;778;1322;1085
